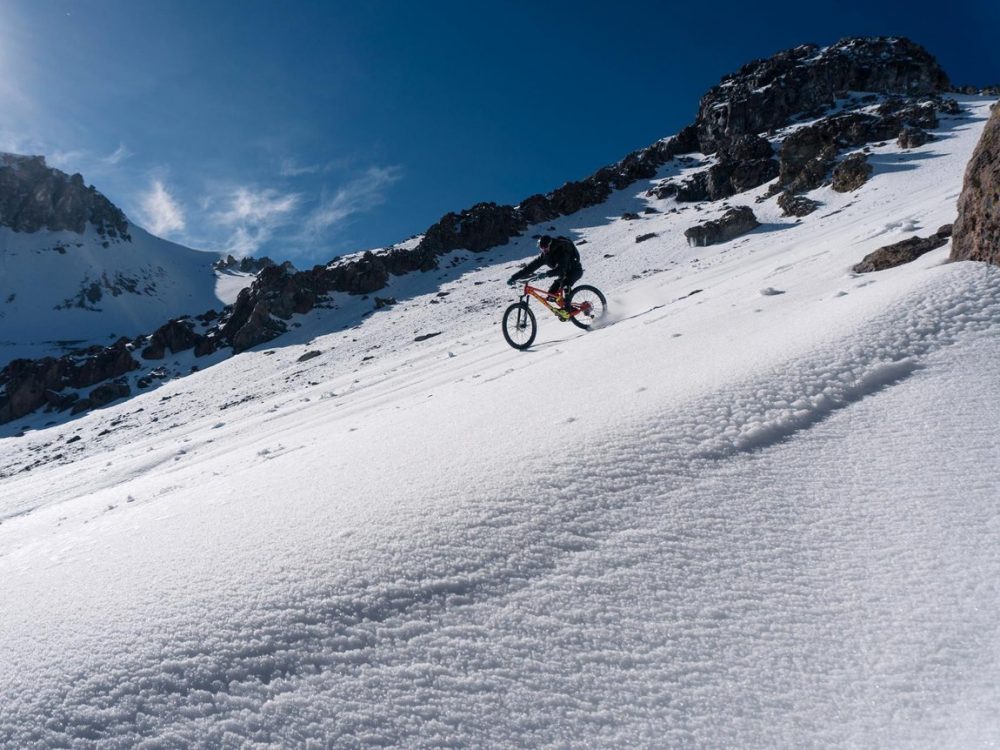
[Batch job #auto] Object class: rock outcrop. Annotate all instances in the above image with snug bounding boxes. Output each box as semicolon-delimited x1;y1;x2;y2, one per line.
951;104;1000;266
777;100;945;192
853;227;951;273
777;191;820;217
140;319;202;360
685;206;759;247
898;126;931;149
213;254;294;274
0;153;130;239
0;340;140;424
694;37;950;153
832;153;873;192
672;135;780;202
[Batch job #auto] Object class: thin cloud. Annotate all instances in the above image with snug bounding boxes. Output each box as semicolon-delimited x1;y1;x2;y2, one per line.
279;155;358;178
211;186;301;257
279;158;321;177
139;179;186;237
304;166;403;236
103;142;133;165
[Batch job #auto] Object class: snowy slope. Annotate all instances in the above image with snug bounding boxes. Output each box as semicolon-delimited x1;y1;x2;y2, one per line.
1;97;999;748
0;221;243;366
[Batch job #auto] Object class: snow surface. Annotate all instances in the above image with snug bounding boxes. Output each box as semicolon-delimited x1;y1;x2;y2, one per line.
1;97;999;748
0;223;244;366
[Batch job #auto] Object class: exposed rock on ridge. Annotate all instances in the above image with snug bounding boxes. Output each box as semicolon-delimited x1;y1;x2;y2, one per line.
0;340;139;423
695;37;950;152
0;153;130;239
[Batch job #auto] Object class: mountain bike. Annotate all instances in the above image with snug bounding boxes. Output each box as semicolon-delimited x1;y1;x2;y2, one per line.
502;276;608;350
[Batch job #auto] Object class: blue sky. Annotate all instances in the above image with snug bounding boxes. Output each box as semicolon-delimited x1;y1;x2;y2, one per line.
2;0;997;267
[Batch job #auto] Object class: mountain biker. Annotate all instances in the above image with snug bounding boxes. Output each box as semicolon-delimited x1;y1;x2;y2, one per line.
506;235;584;313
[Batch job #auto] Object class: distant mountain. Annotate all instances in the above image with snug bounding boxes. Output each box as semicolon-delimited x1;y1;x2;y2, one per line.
0;154;231;364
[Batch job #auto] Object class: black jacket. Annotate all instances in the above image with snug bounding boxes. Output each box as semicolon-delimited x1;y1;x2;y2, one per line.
511;236;583;283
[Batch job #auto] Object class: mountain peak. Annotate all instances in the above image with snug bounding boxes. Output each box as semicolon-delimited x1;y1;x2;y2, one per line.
0;151;130;239
696;36;951;152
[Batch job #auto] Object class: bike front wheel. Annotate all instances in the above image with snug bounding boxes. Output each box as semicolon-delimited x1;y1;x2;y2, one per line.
567;285;608;330
502;302;537;350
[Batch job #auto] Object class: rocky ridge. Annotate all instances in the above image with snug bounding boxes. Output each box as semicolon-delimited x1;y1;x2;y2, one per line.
0;153;130;241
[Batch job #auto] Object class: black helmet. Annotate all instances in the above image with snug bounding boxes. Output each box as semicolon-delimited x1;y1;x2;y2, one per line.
538;235;553;251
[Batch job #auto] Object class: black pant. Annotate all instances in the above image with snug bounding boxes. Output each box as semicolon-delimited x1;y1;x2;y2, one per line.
548;266;583;295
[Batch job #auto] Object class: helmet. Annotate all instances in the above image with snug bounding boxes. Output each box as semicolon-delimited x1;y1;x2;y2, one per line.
537;235;553;252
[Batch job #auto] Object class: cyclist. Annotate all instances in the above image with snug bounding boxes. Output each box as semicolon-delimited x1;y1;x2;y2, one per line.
507;235;584;315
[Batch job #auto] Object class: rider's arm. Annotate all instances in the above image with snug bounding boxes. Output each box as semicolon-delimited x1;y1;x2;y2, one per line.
509;254;545;282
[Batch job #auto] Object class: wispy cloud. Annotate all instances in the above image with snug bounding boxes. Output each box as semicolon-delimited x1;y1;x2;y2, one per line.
279;155;358;178
304;166;403;237
279;158;322;177
211;186;301;256
139;179;186;237
103;142;133;165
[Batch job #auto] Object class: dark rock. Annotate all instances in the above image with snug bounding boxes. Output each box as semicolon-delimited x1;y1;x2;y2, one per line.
141;341;166;360
213;254;280;274
636;233;658;243
935;224;953;238
777;191;821;217
193;335;217;358
224;297;287;354
675;134;779;203
297;350;322;363
149;319;199;355
779;126;840;191
70;399;94;415
414;332;443;342
853;234;948;272
622;212;641;221
951;104;1000;266
648;182;678;200
831;153;873;192
44;390;79;412
684;206;759;246
373;296;397;308
89;382;130;408
898;126;930;149
1;338;141;422
0;153;130;238
779;104;938;191
694;37;950;152
420;202;525;254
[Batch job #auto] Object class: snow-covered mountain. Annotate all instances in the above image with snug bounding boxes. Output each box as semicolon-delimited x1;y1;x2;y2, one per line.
0;154;240;365
1;38;1000;748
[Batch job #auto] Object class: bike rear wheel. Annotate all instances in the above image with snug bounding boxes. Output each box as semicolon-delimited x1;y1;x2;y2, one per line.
502;302;537;350
567;285;607;330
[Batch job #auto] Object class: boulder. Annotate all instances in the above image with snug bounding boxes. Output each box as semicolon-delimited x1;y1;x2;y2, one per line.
777;191;821;217
832;153;873;192
685;206;759;246
853;233;948;273
898;126;931;149
951;104;1000;266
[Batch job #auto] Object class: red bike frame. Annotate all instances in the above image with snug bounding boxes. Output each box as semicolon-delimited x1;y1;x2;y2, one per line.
517;280;590;319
